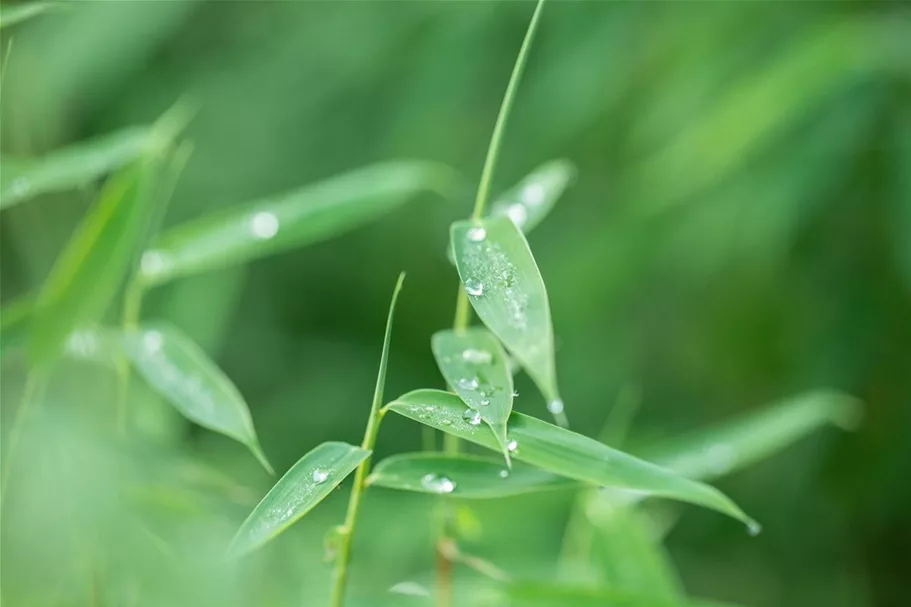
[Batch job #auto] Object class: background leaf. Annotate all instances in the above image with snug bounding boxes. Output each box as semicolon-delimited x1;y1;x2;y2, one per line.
431;328;514;463
387;389;757;530
451;215;565;425
0;126;153;208
28;158;160;364
489;159;576;233
120;321;273;473
139;161;456;286
504;582;741;607
229;441;370;557
367;453;572;499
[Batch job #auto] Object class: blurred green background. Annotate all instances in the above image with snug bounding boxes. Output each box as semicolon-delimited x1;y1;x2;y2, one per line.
1;1;909;606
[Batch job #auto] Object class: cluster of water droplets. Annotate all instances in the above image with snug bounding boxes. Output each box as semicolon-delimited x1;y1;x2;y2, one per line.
421;473;456;494
460;224;528;329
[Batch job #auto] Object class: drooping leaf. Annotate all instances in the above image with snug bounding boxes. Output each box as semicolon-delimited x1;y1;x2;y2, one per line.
139;161;455;286
120;321;273;474
450;215;566;426
387;390;757;530
431;328;514;463
228;441;370;557
367;453;572;499
0;126;154;209
639;390;862;482
28;158;162;364
0;2;57;29
503;582;743;607
489;159;576;233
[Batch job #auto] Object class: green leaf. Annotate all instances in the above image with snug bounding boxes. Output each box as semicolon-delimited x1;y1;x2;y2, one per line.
367;453;572;499
28;159;161;364
0;127;154;209
450;215;565;426
431;328;514;463
228;441;370;557
0;295;33;357
120;321;273;474
489;160;575;233
503;582;742;607
639;391;862;482
139;161;455;286
0;2;57;29
386;389;757;531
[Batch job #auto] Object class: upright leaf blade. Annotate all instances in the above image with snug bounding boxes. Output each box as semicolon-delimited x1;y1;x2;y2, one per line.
28;158;161;364
387;390;756;530
638;391;861;482
120;322;273;474
0;126;154;208
139;161;455;286
451;215;565;425
490;159;576;233
367;453;572;499
432;328;514;463
229;441;370;557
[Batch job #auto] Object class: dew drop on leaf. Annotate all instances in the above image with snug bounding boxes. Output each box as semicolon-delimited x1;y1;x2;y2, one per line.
466;226;487;242
312;467;330;484
547;398;565;415
499;469;509;479
457;377;479;390
421;473;456;494
464;278;484;297
250;211;280;239
462;409;482;426
507;439;518;453
461;348;492;364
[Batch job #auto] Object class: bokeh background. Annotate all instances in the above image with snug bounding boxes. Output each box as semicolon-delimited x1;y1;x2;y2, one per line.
1;1;910;606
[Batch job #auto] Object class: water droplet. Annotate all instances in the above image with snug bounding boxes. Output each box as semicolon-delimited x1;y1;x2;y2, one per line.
312;467;330;484
499;469;509;479
250;211;279;239
466;226;487;242
457;377;479;390
507;203;528;227
285;507;294;517
140;250;169;278
479;398;490;407
66;330;98;357
11;177;31;197
521;183;546;206
461;348;492;364
747;520;762;537
507;439;518;452
512;390;520;397
464;277;484;297
143;330;163;354
462;409;482;426
421;473;456;494
547;399;565;415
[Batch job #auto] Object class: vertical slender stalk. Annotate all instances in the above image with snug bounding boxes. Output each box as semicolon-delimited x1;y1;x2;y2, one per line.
329;274;405;607
439;1;548;603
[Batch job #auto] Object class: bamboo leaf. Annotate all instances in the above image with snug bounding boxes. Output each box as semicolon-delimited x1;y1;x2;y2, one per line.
229;441;370;557
139;161;455;286
120;322;273;474
450;215;566;426
490;160;575;233
367;453;572;499
504;582;743;607
28;158;162;364
386;389;757;531
0;127;154;208
431;328;514;464
639;391;862;482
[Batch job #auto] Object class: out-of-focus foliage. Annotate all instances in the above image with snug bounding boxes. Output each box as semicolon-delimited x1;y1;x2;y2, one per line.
1;2;909;607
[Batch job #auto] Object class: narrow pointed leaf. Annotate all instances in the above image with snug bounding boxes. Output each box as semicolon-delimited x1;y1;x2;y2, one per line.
451;215;565;425
0;127;154;208
367;453;572;499
28;158;162;364
139;161;455;286
490;160;576;233
504;583;743;607
639;391;862;482
387;390;756;530
229;441;370;557
120;322;273;474
431;328;513;463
